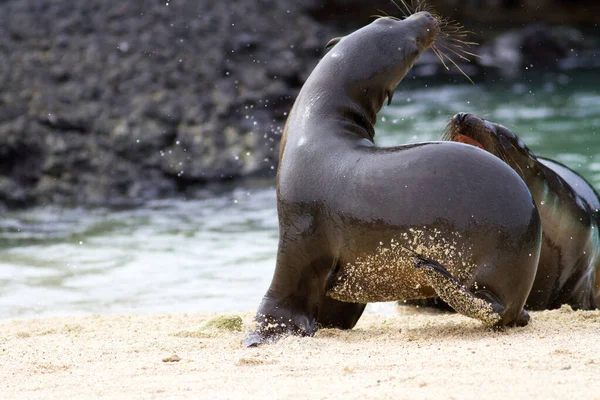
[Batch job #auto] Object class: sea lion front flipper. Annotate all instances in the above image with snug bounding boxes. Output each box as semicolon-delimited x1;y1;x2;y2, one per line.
413;256;503;326
244;295;317;347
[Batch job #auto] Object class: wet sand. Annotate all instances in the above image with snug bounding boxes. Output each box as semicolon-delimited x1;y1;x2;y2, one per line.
1;306;599;399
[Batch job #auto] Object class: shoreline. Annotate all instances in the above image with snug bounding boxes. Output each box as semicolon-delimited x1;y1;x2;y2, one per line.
2;306;599;399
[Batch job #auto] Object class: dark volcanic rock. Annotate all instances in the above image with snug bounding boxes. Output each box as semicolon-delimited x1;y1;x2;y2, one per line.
479;23;595;77
0;0;336;208
0;0;598;209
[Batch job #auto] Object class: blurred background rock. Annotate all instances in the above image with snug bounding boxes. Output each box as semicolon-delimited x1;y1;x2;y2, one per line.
0;0;598;209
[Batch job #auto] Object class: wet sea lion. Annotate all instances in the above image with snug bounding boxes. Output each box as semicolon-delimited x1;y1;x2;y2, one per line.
445;113;600;310
245;12;542;346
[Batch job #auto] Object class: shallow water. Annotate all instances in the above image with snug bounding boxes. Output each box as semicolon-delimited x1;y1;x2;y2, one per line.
1;72;599;319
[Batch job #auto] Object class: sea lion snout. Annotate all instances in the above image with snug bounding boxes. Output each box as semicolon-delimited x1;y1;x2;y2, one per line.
447;113;487;150
452;113;488;132
410;11;439;47
453;112;470;124
409;11;438;27
450;112;481;133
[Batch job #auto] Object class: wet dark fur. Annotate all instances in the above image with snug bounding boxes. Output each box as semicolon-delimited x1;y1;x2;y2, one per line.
441;113;600;311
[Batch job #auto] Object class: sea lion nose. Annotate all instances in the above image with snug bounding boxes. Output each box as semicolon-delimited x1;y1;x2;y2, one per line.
422;12;435;21
419;11;439;30
454;113;469;123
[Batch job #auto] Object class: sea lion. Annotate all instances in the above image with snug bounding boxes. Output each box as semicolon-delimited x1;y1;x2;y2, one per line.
245;12;542;347
444;113;600;310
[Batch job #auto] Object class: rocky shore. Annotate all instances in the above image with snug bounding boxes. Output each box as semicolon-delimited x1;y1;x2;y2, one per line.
0;0;598;209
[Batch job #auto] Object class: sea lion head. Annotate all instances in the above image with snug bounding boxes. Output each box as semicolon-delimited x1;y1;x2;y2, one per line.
444;113;539;178
324;12;439;107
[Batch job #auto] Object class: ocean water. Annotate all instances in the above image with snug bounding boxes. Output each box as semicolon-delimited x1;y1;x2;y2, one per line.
1;72;598;319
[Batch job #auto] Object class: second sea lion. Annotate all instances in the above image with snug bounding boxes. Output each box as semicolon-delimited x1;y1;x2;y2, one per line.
445;113;600;310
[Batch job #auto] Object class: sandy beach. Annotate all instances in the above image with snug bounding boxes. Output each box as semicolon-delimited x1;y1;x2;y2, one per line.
1;306;599;400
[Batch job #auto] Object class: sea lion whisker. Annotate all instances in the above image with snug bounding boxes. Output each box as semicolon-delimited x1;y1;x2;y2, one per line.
431;46;451;71
442;24;465;31
443;43;480;58
503;148;523;177
371;14;401;21
436;49;474;84
442;32;473;39
439;25;474;35
434;18;479;61
438;21;455;30
374;9;402;21
506;142;527;178
441;22;470;30
492;141;524;178
447;25;470;32
458;49;481;58
421;0;433;12
439;23;467;31
440;123;454;141
432;46;475;84
447;39;479;46
391;0;413;17
415;1;425;12
439;44;472;62
442;42;470;52
442;44;480;61
442;32;471;38
431;46;450;71
492;142;505;159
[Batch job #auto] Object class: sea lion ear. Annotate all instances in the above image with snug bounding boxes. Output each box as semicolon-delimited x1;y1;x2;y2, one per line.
325;37;343;49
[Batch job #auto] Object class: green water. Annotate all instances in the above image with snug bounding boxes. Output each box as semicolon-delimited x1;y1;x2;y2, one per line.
378;73;600;188
0;72;598;319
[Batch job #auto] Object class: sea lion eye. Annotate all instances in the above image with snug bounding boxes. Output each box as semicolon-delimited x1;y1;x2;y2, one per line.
497;133;513;150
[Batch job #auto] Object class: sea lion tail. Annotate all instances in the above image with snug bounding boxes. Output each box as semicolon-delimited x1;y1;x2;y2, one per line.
412;255;503;325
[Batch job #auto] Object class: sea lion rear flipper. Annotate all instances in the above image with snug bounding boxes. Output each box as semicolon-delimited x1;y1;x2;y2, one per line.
413;256;503;325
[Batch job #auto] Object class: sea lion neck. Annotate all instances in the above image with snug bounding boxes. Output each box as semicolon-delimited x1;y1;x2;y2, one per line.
330;101;377;141
279;13;439;152
295;64;388;142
